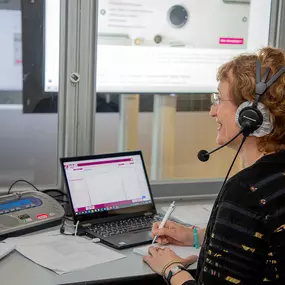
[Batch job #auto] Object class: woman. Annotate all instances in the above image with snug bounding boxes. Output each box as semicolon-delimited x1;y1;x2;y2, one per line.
143;47;285;285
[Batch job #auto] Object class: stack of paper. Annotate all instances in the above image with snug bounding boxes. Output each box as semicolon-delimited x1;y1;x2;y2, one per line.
162;204;213;228
0;242;15;260
4;231;126;274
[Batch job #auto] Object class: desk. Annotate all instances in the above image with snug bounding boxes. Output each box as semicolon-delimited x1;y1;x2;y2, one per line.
0;199;215;285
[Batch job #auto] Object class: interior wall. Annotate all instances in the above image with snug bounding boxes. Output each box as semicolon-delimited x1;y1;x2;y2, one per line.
0;106;58;188
95;112;242;181
174;112;241;179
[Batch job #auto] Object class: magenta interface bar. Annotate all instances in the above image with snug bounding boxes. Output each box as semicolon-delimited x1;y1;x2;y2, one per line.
77;158;132;167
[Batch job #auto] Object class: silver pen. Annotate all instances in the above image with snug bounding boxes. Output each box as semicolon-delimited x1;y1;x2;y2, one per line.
152;201;175;244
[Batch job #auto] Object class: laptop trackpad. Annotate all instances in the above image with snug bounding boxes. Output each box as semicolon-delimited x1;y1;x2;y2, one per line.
105;230;153;248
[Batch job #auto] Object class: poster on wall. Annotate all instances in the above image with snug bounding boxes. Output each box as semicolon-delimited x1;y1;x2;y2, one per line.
44;0;271;93
0;9;22;91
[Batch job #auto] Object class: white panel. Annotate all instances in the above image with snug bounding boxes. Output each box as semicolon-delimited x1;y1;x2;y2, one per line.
44;0;271;93
0;10;22;91
247;0;271;50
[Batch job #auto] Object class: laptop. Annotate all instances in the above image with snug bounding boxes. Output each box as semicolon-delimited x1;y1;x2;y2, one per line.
60;151;164;249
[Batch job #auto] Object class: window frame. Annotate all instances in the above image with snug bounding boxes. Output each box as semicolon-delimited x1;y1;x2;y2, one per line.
6;0;283;199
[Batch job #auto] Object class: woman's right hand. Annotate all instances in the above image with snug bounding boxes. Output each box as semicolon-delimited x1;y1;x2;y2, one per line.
152;221;198;246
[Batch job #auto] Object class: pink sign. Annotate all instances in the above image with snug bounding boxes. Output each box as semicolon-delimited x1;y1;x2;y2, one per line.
219;37;244;45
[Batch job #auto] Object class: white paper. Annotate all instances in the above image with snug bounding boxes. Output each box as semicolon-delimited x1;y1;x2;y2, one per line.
4;231;126;274
0;242;15;260
162;204;213;228
133;243;200;259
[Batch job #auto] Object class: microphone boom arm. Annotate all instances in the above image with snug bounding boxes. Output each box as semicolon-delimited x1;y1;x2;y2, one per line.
207;128;244;156
198;128;244;162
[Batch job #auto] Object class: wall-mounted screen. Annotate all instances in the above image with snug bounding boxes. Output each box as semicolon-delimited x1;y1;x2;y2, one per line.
44;0;271;94
44;0;60;92
0;9;22;91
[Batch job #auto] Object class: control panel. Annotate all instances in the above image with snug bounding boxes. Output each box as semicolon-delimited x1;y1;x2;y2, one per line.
0;191;65;239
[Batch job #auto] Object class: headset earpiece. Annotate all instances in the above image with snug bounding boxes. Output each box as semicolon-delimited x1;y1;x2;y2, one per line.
238;105;263;134
236;101;273;137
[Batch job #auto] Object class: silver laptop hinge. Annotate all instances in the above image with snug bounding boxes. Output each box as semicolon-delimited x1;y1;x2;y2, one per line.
144;212;153;216
81;223;91;228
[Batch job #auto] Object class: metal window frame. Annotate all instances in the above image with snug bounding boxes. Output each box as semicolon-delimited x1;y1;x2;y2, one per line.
57;0;98;189
57;0;225;198
270;0;285;49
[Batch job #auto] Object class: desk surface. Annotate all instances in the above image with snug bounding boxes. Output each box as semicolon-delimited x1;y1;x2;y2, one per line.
0;199;214;285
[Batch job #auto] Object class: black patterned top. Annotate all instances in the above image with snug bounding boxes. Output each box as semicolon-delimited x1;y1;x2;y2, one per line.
183;150;285;285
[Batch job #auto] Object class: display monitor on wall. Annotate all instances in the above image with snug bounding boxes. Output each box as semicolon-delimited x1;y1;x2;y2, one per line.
44;0;271;93
0;8;22;91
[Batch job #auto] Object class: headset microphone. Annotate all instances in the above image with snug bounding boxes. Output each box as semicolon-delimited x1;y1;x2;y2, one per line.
198;61;285;163
197;150;210;162
198;129;244;162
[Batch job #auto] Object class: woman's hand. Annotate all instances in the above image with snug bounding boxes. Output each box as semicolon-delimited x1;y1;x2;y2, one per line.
143;246;197;276
152;221;196;246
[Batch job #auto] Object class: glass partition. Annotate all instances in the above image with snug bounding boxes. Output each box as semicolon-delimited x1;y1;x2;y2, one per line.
0;0;59;190
14;0;275;191
94;0;272;181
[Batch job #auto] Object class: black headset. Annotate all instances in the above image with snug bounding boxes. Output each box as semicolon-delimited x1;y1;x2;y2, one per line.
198;60;285;162
238;60;285;137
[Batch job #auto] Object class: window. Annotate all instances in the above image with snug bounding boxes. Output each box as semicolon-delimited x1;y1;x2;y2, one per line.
94;0;272;181
13;0;276;196
0;0;59;190
0;4;21;104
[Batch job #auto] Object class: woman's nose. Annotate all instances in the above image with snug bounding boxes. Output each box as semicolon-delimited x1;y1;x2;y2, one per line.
209;105;217;117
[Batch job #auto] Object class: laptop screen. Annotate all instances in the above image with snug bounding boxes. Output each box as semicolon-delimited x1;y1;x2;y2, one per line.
61;152;155;220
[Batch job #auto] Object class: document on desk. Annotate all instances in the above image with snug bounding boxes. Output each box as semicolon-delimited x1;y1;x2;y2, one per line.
4;231;126;275
0;242;15;260
133;243;200;259
162;204;213;228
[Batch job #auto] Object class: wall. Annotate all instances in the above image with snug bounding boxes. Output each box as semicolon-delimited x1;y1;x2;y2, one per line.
94;112;242;180
0;106;58;187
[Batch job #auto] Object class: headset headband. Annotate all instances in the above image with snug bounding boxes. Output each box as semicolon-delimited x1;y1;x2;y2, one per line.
254;60;285;108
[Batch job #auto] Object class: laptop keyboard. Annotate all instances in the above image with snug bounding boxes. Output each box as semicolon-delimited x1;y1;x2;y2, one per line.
88;214;164;238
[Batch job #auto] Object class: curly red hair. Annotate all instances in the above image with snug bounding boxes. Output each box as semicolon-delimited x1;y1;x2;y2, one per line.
217;47;285;153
